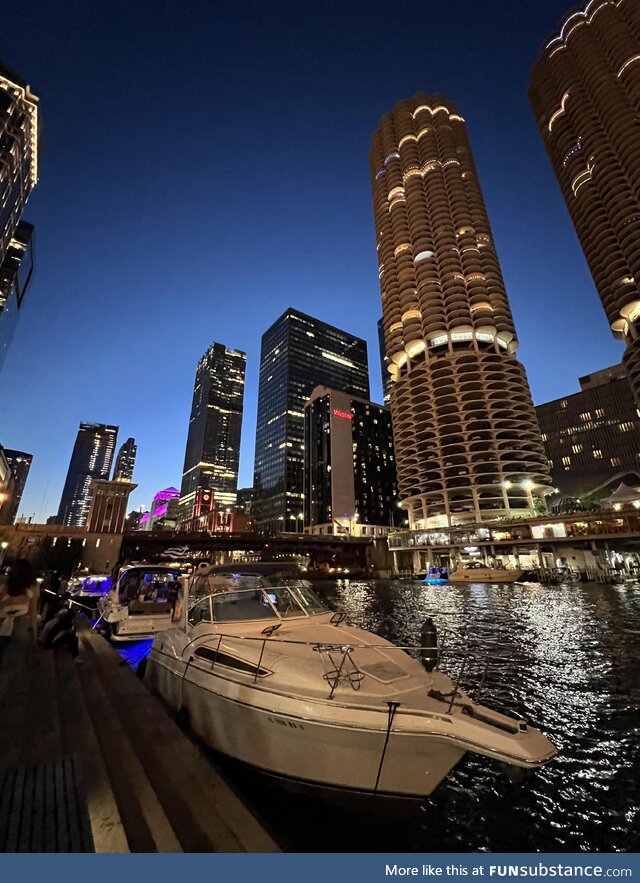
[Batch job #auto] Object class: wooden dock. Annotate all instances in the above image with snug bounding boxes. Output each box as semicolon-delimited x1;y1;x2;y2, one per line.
0;617;279;853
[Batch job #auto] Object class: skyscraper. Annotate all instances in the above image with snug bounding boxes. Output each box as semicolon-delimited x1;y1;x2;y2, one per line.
370;93;551;529
178;342;246;524
1;448;33;524
0;60;39;374
113;437;137;481
304;386;399;536
0;221;34;371
529;0;640;401
253;308;370;535
56;423;118;527
377;317;392;406
0;62;39;265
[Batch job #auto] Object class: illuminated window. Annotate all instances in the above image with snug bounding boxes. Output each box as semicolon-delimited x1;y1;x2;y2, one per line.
593;450;603;459
562;456;571;466
619;422;633;432
572;444;583;453
611;457;621;467
595;408;605;418
580;412;591;421
541;433;548;442
560;400;568;410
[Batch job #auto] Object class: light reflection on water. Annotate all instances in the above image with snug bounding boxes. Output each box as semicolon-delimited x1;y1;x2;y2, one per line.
115;579;640;852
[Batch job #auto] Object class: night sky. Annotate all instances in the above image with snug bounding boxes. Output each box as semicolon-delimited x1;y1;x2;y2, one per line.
0;0;624;521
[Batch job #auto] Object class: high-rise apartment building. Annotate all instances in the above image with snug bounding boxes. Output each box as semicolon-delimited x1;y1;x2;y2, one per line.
377;317;392;405
253;308;370;535
1;448;32;524
56;423;118;527
371;94;551;528
304;386;399;536
0;61;38;266
178;342;245;524
536;364;640;496
0;59;39;374
530;0;640;401
113;437;136;481
0;221;34;371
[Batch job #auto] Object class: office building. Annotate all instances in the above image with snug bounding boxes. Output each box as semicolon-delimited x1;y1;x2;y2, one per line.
529;0;640;401
377;317;392;405
536;364;640;497
1;448;32;524
0;221;34;371
113;437;136;481
253;308;370;534
371;93;551;528
304;386;400;536
178;342;245;524
56;423;118;527
86;479;137;534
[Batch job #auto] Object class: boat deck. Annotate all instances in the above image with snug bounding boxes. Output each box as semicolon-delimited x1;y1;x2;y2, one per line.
0;617;279;853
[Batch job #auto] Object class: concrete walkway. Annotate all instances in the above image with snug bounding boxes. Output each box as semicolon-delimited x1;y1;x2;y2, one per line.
0;617;279;853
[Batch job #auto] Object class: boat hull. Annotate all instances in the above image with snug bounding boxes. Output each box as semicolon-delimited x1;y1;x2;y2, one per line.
146;651;465;798
449;568;523;583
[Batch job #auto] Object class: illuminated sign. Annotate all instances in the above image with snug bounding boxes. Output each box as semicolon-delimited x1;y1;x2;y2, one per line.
332;408;352;420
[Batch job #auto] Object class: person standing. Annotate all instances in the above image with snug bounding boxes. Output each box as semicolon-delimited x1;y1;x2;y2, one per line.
0;558;38;667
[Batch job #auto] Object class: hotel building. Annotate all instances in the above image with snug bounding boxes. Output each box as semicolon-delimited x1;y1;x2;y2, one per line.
56;423;118;527
304;386;400;537
370;93;551;529
530;0;640;401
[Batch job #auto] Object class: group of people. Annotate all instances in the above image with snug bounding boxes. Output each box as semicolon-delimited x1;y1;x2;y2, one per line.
0;559;81;669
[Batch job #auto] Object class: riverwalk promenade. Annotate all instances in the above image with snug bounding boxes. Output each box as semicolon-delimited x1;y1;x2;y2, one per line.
0;618;278;853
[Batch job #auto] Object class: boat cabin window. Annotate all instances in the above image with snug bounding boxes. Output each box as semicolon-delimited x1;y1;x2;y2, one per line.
194;646;270;677
211;590;279;622
287;584;327;615
188;597;213;626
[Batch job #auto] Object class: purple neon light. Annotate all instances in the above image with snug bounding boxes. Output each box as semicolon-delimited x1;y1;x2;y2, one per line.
139;512;150;523
153;503;169;518
153;486;180;503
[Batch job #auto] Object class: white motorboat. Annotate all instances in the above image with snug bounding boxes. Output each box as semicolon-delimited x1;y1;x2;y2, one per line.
449;566;523;584
144;565;556;799
98;564;184;641
68;573;113;609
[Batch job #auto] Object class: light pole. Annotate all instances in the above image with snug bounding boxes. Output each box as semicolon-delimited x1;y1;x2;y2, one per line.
0;541;8;570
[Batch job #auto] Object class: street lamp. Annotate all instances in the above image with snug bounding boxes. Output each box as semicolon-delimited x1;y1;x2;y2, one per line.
0;541;8;570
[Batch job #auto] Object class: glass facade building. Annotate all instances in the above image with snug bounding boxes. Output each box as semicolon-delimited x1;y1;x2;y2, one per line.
178;342;246;524
0;214;35;375
377;317;392;405
56;423;119;527
1;448;33;524
113;437;137;481
253;309;370;535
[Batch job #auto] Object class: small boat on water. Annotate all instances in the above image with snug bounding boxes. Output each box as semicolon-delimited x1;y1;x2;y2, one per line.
68;573;112;609
143;563;556;799
98;564;184;641
449;566;523;584
423;567;448;585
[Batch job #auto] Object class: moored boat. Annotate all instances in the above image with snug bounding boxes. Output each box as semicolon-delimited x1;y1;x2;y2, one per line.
97;564;184;641
143;564;555;799
449;566;523;584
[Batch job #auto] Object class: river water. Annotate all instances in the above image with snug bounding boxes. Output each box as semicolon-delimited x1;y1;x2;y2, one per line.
118;578;640;852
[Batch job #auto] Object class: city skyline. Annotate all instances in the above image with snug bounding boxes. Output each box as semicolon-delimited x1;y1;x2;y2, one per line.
0;0;626;521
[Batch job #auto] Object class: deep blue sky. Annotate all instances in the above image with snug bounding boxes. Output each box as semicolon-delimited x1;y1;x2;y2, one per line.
0;0;623;520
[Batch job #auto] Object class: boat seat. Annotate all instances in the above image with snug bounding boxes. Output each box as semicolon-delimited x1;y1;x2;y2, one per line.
129;600;171;615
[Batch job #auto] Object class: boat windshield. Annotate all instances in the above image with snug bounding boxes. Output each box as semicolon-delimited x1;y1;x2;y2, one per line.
188;584;329;624
118;568;181;605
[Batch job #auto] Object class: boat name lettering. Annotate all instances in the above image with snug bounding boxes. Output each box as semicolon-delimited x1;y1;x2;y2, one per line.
267;716;304;730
